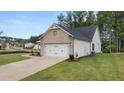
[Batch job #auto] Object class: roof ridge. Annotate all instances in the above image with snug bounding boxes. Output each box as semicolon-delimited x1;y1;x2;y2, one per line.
73;24;96;30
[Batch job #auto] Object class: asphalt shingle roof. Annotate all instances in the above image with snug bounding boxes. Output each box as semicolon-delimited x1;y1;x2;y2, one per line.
57;24;97;42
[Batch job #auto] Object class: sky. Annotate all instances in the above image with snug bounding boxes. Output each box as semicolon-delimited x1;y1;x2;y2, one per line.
0;11;65;39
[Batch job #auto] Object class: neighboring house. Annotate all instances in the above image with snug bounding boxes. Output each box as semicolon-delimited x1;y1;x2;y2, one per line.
6;43;10;49
0;39;6;49
40;23;101;58
24;42;34;49
6;42;15;49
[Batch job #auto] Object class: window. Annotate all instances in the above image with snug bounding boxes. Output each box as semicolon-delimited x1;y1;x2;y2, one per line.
92;43;94;51
53;30;57;36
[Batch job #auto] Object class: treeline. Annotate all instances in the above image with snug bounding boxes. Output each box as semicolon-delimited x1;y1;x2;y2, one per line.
57;11;124;53
29;34;42;43
0;31;41;45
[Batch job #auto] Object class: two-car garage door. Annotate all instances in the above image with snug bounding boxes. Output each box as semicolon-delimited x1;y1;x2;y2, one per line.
44;44;69;57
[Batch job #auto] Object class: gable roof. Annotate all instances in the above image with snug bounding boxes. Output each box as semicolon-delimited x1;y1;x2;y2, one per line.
57;24;97;42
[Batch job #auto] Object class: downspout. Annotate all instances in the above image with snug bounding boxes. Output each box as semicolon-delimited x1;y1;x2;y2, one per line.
69;35;74;59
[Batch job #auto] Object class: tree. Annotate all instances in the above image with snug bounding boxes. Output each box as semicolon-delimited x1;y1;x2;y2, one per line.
0;31;3;36
86;11;96;25
72;11;87;28
29;36;39;43
0;31;3;42
57;11;124;53
113;12;124;52
97;11;124;53
57;13;66;25
97;12;115;53
118;12;124;51
57;11;87;28
66;12;73;28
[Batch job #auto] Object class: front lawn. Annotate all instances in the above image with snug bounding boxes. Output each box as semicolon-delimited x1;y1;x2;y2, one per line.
0;54;30;66
23;53;124;81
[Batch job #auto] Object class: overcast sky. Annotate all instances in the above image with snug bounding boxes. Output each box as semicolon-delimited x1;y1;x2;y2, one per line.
0;11;65;39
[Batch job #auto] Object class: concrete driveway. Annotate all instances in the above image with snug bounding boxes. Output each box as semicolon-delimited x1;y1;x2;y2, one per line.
0;56;67;81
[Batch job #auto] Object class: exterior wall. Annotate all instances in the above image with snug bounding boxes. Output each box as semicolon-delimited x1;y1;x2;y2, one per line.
40;27;74;56
74;39;91;58
42;28;72;44
91;28;101;53
40;25;101;57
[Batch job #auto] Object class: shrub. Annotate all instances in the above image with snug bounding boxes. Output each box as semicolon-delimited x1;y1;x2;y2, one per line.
120;47;124;52
90;51;95;56
69;54;74;61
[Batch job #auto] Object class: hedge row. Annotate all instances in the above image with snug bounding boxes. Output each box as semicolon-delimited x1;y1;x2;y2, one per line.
0;51;30;55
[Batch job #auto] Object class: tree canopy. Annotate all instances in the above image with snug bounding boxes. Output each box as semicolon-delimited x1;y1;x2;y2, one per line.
57;11;124;53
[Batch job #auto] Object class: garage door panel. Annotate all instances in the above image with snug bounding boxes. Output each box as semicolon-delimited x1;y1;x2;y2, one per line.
44;44;69;57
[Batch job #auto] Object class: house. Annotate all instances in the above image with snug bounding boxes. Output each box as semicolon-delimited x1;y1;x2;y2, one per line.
24;42;34;49
6;43;10;49
40;23;101;58
0;39;6;49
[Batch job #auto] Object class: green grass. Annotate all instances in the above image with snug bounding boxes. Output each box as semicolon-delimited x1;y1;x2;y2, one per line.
22;53;124;81
0;54;30;66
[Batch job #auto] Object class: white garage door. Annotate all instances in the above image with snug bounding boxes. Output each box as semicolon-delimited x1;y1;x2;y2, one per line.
44;44;69;57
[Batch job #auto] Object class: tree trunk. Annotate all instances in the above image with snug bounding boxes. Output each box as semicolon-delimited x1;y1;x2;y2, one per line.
109;31;112;53
118;38;121;52
117;38;118;52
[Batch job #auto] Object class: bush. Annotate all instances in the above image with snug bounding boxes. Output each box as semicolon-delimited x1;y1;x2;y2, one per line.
30;50;41;56
0;50;29;55
102;44;116;53
120;47;124;52
90;51;95;56
69;54;74;61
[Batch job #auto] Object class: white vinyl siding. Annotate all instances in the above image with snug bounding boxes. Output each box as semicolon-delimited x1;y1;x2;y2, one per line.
91;28;101;53
74;39;90;58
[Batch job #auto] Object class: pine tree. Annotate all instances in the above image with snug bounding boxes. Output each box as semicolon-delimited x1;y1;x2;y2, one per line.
86;11;96;25
66;12;73;28
72;11;87;28
57;13;66;25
